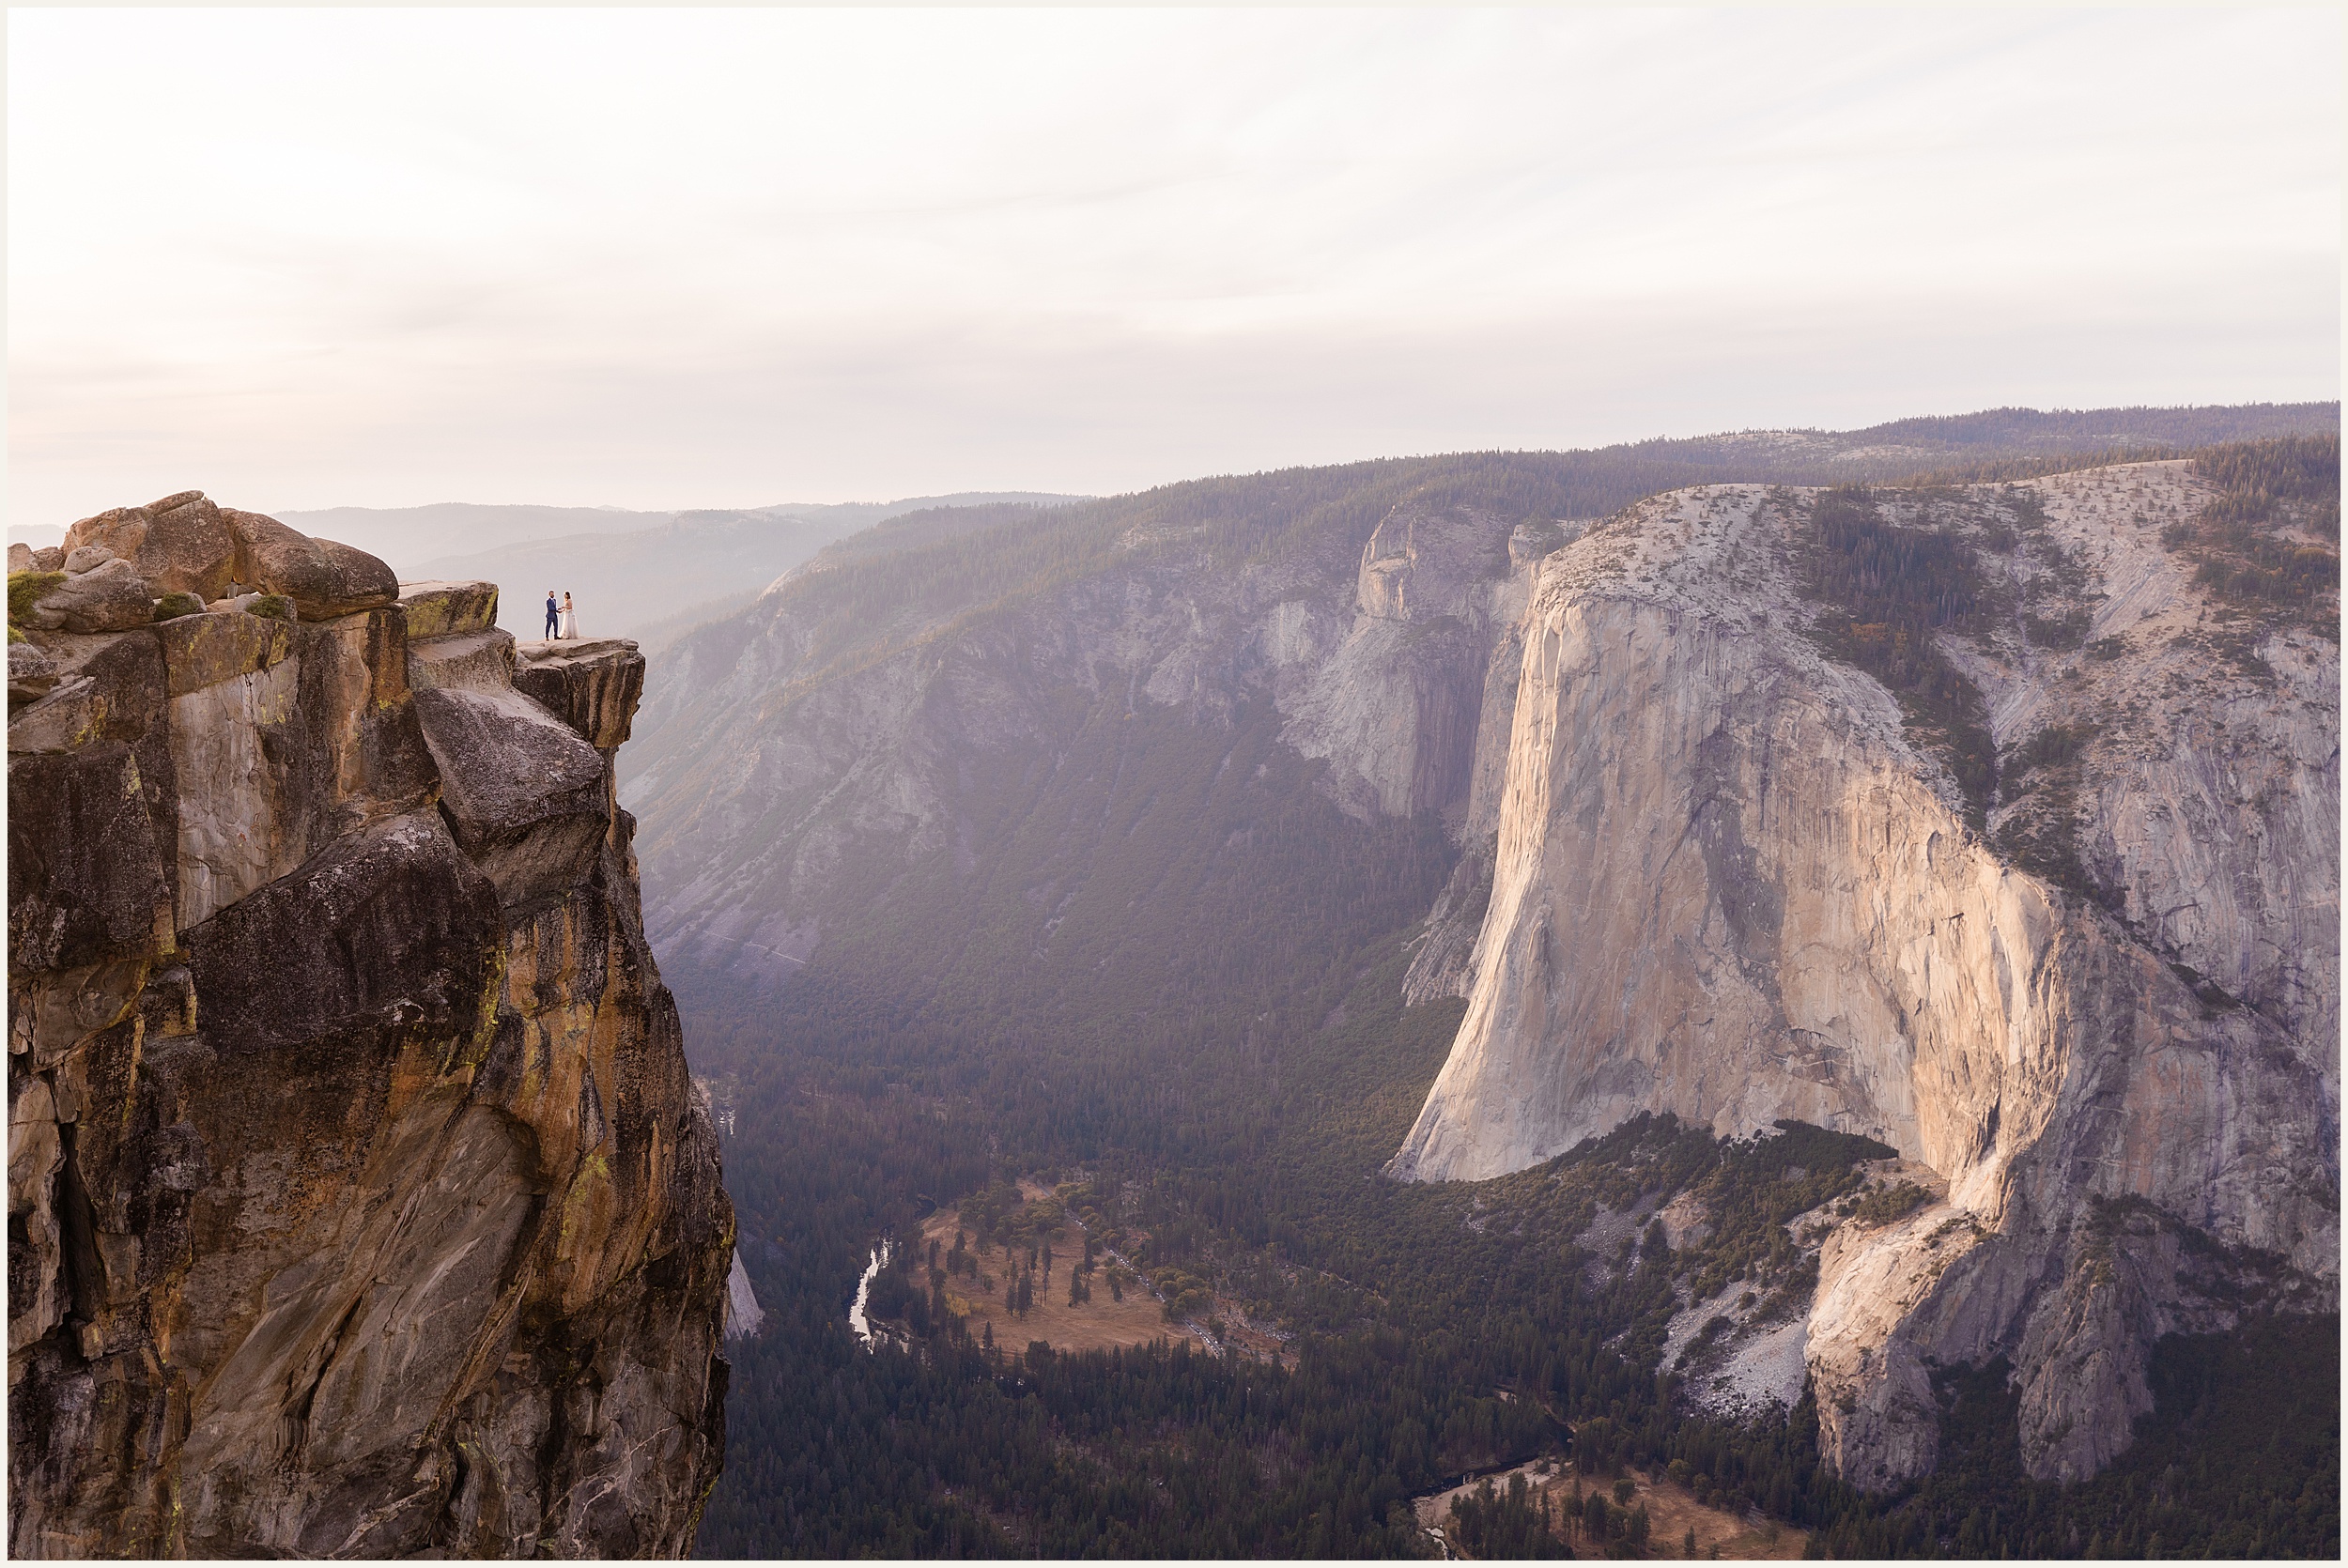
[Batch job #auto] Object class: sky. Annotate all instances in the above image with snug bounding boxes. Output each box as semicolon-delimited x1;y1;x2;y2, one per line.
8;6;2340;525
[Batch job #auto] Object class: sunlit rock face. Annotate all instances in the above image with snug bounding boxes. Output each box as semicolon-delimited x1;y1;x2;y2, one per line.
1391;469;2338;1489
8;499;732;1559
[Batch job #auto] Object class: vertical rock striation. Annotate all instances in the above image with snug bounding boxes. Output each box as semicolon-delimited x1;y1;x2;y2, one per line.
1389;471;2338;1488
8;500;731;1558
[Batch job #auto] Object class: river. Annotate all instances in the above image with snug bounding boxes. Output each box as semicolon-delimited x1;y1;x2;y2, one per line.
846;1239;892;1350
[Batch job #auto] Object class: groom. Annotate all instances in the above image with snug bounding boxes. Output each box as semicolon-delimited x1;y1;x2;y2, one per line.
544;590;559;639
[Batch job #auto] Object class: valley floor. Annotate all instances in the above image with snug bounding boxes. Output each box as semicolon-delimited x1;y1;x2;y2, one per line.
1414;1461;1804;1560
919;1177;1300;1363
920;1204;1202;1358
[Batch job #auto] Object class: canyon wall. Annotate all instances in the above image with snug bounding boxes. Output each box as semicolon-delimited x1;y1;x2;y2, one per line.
8;497;731;1557
623;493;1537;984
1390;469;2338;1485
614;444;2334;1498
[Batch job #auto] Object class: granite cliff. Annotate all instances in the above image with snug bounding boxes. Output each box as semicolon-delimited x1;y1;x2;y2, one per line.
8;496;732;1556
1389;462;2339;1486
615;422;2334;1500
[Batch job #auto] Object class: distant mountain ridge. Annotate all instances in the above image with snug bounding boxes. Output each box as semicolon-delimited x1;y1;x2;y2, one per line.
274;491;1089;648
622;400;2340;822
272;491;1085;566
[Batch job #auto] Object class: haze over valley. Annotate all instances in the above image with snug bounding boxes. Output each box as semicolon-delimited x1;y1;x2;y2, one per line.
621;404;2340;1556
9;6;2338;1560
11;407;2339;1559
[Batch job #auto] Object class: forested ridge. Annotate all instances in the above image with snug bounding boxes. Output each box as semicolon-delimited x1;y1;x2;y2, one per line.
633;403;2338;811
665;407;2338;1559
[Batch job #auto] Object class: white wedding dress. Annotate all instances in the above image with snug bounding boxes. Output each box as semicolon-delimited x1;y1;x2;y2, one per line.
558;604;576;638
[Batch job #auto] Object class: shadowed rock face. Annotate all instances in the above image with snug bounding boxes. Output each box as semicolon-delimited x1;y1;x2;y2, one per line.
625;497;1541;984
8;501;730;1559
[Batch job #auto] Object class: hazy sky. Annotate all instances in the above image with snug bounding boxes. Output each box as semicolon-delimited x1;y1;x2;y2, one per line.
10;7;2340;525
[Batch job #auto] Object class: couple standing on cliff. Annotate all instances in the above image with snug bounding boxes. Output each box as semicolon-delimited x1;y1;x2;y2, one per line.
543;590;577;640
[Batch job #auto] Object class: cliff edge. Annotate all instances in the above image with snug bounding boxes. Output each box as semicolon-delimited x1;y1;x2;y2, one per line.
8;496;732;1556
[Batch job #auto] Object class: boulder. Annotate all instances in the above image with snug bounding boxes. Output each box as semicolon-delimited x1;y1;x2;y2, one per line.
185;810;501;1049
8;677;108;755
408;629;516;695
411;685;610;908
25;558;154;634
221;508;397;622
6;544;31;573
7;741;175;979
9;571;67;637
62;493;240;602
8;641;61;705
58;509;144;558
29;547;63;573
514;638;645;751
155;609;297;699
62;545;115;574
396;581;500;639
16;630;167;747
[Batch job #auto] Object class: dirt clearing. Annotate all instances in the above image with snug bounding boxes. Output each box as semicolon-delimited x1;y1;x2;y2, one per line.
1414;1459;1804;1560
919;1205;1206;1356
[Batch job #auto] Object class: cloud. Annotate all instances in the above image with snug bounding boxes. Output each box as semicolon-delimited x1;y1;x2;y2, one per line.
8;7;2338;521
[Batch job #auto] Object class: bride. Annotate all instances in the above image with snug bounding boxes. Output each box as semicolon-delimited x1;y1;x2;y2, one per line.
558;592;576;639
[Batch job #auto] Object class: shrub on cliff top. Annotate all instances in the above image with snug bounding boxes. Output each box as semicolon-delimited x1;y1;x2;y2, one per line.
8;568;65;627
2165;433;2341;637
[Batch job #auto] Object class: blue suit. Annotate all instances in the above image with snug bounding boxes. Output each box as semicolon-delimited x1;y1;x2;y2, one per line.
545;596;560;638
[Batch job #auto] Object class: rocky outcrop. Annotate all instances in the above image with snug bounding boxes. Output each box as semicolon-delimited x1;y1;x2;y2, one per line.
217;507;401;621
1388;469;2338;1487
1399;850;1491;1007
8;499;730;1558
22;555;159;634
1279;506;1529;829
517;638;647;752
61;493;240;604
